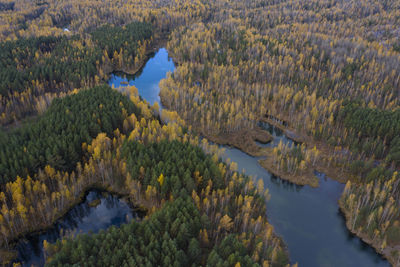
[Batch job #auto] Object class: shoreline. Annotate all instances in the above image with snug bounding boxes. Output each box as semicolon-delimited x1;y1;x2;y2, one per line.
104;34;168;82
259;115;397;266
258;156;319;188
2;183;149;266
259;115;352;186
1;36;168;264
201;127;273;157
6;38;391;266
0;33;167;132
198;128;397;266
338;200;398;267
186;111;397;266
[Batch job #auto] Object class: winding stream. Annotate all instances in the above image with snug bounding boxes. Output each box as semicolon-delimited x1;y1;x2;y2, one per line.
109;48;389;267
11;47;387;267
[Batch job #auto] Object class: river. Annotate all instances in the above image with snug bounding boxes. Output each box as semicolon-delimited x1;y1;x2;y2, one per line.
11;47;387;267
108;48;389;267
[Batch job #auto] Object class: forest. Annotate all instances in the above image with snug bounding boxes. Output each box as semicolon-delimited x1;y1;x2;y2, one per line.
158;1;400;263
0;0;399;266
0;79;288;266
0;85;139;184
44;139;288;266
0;21;152;126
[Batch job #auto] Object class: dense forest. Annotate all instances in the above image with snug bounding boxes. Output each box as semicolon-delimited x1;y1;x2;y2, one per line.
0;85;141;251
158;1;400;263
0;84;288;266
0;0;399;266
45;139;288;266
0;85;139;184
0;21;152;126
46;197;281;266
0;21;151;97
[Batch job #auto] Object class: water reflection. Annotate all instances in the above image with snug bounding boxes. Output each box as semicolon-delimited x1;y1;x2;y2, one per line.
269;173;303;192
15;190;139;267
220;145;388;267
108;48;389;267
108;48;175;107
257;121;301;148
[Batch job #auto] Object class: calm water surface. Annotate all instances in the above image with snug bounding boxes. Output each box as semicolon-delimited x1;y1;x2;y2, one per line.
220;145;388;267
15;191;137;267
10;47;387;267
108;48;175;107
108;47;389;267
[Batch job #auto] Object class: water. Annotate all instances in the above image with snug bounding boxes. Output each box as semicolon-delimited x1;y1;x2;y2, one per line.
257;121;300;148
10;48;173;267
14;190;139;267
220;147;388;267
108;48;389;267
108;48;175;107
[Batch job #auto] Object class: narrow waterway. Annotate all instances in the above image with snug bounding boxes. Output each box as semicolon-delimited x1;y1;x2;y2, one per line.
14;190;138;267
108;47;389;267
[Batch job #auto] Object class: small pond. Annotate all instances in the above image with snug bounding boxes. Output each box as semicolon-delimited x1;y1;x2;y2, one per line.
14;190;139;267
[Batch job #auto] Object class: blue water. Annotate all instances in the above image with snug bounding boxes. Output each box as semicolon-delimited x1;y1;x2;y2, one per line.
108;48;389;267
108;48;175;107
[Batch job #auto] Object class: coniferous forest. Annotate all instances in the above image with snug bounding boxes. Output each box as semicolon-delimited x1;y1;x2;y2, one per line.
0;0;399;266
